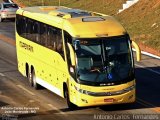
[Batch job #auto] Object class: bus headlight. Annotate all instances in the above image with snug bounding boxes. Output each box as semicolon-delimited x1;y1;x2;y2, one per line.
74;86;89;95
123;85;135;91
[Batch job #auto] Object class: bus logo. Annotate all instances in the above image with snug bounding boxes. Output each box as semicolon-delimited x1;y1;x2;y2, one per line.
19;41;34;52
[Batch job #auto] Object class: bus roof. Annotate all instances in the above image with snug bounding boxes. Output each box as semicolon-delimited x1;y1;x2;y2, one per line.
17;6;126;38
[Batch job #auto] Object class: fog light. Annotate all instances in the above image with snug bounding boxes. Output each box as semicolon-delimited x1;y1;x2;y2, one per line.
128;95;133;100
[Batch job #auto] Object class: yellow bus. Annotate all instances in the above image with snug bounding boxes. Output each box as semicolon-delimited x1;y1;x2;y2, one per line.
16;6;141;109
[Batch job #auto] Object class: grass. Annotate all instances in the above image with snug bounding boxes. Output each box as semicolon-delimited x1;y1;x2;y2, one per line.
16;0;160;51
117;0;160;51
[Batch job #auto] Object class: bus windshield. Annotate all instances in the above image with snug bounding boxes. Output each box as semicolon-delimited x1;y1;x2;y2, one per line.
73;35;134;86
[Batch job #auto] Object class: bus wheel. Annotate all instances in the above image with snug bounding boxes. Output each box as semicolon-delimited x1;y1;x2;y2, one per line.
32;70;40;90
28;70;33;87
65;88;76;110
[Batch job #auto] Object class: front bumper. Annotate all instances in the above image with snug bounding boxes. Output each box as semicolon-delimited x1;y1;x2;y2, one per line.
72;89;135;107
1;13;16;19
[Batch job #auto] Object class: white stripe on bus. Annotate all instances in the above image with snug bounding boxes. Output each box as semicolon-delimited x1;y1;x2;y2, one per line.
36;77;62;97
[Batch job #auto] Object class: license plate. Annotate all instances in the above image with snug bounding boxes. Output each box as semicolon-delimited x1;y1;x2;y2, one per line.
104;98;114;102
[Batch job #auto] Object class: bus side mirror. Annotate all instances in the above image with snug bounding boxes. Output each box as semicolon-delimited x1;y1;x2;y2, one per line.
132;41;141;61
67;43;76;66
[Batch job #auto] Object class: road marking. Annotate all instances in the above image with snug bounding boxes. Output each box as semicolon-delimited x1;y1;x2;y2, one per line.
137;98;160;113
0;34;15;46
136;101;160;113
0;73;5;77
135;64;160;75
17;85;35;96
137;98;156;107
133;48;160;60
47;104;66;115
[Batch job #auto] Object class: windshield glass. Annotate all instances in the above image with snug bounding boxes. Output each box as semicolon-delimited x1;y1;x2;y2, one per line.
73;35;134;85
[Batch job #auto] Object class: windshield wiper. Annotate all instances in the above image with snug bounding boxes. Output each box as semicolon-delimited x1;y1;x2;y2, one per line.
100;40;107;73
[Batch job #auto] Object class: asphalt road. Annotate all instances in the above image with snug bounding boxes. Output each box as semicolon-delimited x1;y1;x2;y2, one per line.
0;21;160;120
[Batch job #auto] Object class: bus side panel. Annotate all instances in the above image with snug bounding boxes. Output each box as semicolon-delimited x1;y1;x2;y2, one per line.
16;33;69;97
33;44;68;97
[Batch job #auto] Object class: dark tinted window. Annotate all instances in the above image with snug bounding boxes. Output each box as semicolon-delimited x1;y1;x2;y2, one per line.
26;19;34;40
40;23;47;46
32;22;40;43
16;15;26;37
47;27;56;50
19;17;27;38
4;4;18;8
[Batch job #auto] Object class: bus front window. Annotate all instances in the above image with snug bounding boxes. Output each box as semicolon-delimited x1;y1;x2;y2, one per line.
73;35;134;86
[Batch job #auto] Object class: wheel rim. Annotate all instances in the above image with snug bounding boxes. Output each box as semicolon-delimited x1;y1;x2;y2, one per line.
65;89;76;109
29;71;33;86
33;72;37;87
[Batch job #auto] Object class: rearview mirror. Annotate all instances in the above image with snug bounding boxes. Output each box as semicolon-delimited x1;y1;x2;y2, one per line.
67;43;76;66
132;41;141;61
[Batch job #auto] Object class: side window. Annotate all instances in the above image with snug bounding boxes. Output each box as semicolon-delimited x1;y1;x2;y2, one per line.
26;19;33;40
40;23;47;46
32;22;40;43
56;29;64;57
0;4;1;9
51;28;57;50
64;31;72;44
16;15;21;35
47;27;56;50
21;17;27;38
16;15;26;37
46;26;64;59
46;26;50;48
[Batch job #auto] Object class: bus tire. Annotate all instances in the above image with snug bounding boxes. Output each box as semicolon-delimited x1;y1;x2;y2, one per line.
64;87;76;110
28;69;33;87
32;69;40;90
